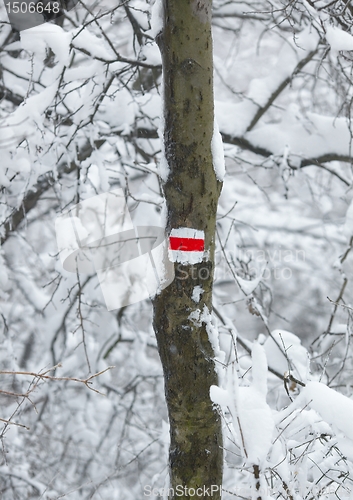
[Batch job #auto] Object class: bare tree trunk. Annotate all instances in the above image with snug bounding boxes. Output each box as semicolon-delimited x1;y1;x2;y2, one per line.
153;1;223;498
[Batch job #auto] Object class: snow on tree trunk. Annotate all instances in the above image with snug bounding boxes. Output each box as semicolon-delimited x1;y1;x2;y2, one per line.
152;0;223;497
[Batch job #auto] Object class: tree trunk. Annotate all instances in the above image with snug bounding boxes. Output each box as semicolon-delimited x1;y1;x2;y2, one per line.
153;1;223;498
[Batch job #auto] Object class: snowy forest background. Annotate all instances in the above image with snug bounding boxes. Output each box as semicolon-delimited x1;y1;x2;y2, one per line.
1;0;353;498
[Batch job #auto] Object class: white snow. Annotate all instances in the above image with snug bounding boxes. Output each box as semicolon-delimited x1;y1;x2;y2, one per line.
201;306;225;364
188;306;225;374
264;329;308;382
236;380;274;465
64;60;102;82
55;189;174;310
140;43;162;65
326;26;353;52
343;200;353;238
71;28;114;61
150;0;164;38
211;119;225;181
215;99;255;137
21;24;71;67
294;27;321;51
96;87;136;132
302;381;353;441
210;385;230;406
135;192;164;205
211;342;274;465
245;106;352;160
188;308;201;325
251;342;268;397
235;269;264;295
0;253;9;299
97;253;152;310
192;285;204;303
0;466;59;498
215;30;319;136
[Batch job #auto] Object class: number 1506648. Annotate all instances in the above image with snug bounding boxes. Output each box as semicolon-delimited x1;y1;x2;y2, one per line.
5;2;60;14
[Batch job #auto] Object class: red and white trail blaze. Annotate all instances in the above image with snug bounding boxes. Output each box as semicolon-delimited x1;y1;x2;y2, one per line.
168;228;206;264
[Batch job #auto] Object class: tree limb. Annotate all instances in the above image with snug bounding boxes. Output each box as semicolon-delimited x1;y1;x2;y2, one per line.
1;126;352;247
246;48;319;132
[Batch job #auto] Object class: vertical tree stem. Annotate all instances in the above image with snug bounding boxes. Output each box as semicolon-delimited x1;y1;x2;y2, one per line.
153;1;223;498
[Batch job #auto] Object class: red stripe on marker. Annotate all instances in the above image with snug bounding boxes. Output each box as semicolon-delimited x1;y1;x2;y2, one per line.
169;237;205;252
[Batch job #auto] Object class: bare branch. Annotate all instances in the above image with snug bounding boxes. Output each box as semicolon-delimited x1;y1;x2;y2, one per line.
246;48;319;132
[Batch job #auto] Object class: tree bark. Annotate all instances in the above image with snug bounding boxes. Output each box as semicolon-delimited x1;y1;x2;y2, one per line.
153;1;223;498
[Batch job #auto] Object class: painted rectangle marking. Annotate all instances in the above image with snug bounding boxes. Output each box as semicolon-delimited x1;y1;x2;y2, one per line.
168;228;205;264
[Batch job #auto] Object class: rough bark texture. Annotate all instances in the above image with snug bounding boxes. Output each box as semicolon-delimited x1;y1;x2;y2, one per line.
153;1;223;498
